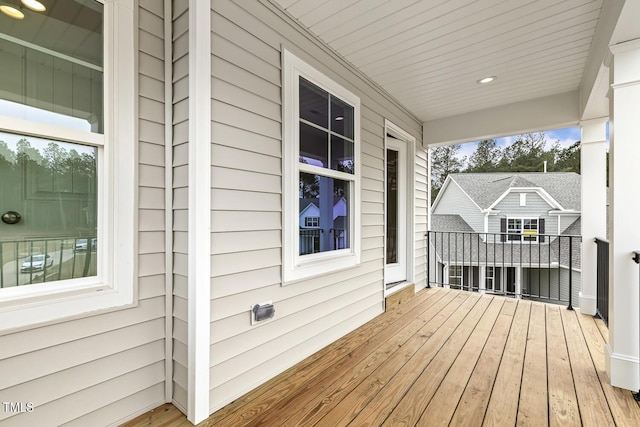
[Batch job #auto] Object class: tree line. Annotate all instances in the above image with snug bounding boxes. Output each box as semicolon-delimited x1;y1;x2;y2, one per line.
431;132;580;202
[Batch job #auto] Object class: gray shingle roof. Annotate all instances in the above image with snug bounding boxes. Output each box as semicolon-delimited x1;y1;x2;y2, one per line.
448;172;581;211
431;214;474;232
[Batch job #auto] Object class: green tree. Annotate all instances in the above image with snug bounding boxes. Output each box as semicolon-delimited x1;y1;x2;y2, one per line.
497;132;555;172
553;141;580;173
466;139;501;172
431;144;465;202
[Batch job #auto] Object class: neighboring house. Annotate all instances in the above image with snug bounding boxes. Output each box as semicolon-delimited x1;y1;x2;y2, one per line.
299;197;347;254
0;1;638;426
429;172;582;305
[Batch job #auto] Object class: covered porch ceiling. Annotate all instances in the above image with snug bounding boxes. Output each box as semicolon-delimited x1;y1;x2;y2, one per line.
273;0;640;145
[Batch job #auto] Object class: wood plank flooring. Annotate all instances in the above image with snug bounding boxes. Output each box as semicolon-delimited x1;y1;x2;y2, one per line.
123;287;640;427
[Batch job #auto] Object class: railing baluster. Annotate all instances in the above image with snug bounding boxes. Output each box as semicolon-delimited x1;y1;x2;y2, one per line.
568;236;573;310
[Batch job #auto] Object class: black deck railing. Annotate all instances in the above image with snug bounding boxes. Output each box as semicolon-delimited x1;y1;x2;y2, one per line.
0;236;97;288
595;238;610;325
426;230;581;308
300;228;348;255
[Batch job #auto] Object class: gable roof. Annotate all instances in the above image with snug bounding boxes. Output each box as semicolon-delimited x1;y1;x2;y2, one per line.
449;172;581;211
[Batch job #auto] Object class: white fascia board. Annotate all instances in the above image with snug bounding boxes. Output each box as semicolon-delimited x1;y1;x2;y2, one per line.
488;187;563;211
548;210;582;215
424;91;579;146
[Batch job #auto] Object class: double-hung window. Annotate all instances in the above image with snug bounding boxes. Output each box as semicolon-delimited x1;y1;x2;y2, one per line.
507;218;539;242
283;49;360;283
0;0;136;331
449;265;462;287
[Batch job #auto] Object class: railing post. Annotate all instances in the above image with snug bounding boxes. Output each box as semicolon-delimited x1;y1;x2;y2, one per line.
568;236;573;310
633;251;640;401
426;231;431;288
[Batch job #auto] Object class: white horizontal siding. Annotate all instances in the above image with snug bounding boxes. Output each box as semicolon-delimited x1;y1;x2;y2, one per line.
0;4;167;426
208;0;422;414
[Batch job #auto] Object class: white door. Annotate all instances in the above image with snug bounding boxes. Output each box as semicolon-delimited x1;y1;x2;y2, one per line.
385;135;407;285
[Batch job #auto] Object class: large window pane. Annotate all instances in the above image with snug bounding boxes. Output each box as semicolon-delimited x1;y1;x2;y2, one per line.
300;122;328;167
0;0;104;133
0;131;97;288
330;96;354;139
299;172;350;255
331;135;354;174
299;77;328;128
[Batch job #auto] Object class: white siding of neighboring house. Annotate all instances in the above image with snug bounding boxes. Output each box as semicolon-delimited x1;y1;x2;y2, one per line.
488;191;558;235
171;0;189;413
433;178;484;232
208;0;424;414
0;2;167;426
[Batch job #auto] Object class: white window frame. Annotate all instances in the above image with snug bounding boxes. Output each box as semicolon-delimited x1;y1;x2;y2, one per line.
304;216;320;228
449;265;462;287
485;266;495;291
282;49;361;284
0;0;137;332
507;217;539;243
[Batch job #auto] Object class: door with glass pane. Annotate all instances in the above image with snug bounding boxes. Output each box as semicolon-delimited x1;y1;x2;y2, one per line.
385;136;407;285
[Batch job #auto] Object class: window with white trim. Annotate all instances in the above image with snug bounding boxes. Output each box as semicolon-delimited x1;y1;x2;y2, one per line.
485;266;495;290
283;49;360;283
449;265;462;287
304;216;319;228
0;0;136;331
507;218;539;242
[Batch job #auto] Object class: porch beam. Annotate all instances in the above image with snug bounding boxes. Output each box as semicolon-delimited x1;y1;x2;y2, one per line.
423;91;579;147
606;38;640;392
579;118;608;316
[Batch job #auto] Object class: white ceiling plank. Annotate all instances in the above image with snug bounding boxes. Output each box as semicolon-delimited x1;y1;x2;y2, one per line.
374;16;598;88
309;0;391;36
275;0;607;121
297;0;362;28
329;0;474;53
381;31;595;96
286;0;332;18
353;0;599;74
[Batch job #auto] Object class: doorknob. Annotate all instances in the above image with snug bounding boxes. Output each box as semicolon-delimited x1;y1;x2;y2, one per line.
1;211;21;225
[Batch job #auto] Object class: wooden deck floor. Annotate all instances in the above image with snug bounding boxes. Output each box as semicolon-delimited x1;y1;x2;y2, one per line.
123;287;640;427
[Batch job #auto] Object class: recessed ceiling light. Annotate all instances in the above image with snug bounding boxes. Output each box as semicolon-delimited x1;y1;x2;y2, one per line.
21;0;46;12
335;116;344;121
477;76;497;84
0;5;24;19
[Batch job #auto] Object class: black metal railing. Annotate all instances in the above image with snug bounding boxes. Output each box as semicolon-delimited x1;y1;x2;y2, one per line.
0;236;97;288
300;228;348;255
595;238;610;325
426;230;581;308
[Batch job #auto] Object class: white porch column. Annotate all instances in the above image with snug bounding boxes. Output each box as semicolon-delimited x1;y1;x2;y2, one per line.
606;39;640;392
479;266;486;294
515;266;522;299
579;118;608;316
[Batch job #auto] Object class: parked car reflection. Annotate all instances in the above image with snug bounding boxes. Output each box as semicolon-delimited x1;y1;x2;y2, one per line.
20;254;53;272
74;237;97;253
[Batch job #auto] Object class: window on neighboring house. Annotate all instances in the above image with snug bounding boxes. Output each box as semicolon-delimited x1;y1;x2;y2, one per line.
503;217;544;242
486;266;495;291
449;265;462;287
283;49;361;283
0;0;136;331
304;216;319;227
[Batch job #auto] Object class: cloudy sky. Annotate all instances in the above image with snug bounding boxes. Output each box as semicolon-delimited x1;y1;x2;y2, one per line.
457;126;582;166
